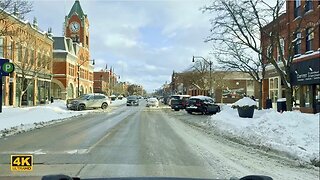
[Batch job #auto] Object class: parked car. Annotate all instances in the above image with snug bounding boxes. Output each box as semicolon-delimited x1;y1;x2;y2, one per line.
171;96;190;111
67;93;110;111
168;95;191;106
186;96;220;115
127;95;139;106
110;94;117;101
117;94;124;100
146;98;159;107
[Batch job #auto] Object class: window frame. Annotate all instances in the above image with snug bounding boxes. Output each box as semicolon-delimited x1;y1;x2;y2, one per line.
306;27;314;52
305;0;313;12
294;32;301;55
294;0;301;18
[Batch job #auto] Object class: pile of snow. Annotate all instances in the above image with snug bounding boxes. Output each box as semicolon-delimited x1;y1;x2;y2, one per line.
233;97;257;107
0;98;128;137
211;105;319;165
0;100;88;137
110;98;127;107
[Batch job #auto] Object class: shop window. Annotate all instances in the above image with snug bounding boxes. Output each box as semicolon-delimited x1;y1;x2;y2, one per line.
269;77;280;103
305;0;313;12
306;28;314;52
294;0;301;18
294;32;301;55
293;86;301;106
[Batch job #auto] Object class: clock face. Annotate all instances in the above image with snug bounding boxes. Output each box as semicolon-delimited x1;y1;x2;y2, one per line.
69;21;80;33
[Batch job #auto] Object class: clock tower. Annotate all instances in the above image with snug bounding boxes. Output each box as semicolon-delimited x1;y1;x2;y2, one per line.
64;0;89;49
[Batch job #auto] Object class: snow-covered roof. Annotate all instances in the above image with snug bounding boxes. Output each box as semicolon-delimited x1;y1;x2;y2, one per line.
190;95;211;100
234;97;256;107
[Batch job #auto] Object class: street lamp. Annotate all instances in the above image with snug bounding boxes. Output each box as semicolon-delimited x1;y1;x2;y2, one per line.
77;59;95;97
192;56;214;98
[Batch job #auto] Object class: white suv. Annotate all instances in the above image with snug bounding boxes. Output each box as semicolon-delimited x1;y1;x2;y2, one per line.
67;93;111;111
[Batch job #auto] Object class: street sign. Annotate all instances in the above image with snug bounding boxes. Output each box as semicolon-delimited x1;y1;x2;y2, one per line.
0;59;14;76
0;58;15;113
2;62;14;73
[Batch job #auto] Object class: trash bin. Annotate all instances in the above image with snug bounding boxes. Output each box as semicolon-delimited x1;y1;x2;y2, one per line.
277;98;286;112
266;99;272;109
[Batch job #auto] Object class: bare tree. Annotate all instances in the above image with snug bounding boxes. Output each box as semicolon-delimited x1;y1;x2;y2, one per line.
0;0;32;36
203;0;274;109
203;0;318;110
12;25;52;107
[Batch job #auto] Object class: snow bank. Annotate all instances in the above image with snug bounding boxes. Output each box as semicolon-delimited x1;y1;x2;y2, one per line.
0;98;127;137
110;98;127;107
211;105;320;165
0;100;88;137
233;97;257;107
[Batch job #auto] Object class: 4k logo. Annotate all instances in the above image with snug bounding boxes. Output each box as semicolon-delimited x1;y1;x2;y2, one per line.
11;155;33;171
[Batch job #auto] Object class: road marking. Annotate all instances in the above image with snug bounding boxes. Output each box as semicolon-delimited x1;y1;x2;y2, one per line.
86;132;111;153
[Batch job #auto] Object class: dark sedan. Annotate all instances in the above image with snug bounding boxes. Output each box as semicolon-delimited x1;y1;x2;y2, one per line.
186;96;220;115
127;95;139;106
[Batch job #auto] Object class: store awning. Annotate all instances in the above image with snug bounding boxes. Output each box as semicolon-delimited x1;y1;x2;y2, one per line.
290;58;320;85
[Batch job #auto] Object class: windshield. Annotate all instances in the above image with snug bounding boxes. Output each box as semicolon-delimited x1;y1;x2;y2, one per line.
79;94;91;100
0;0;319;180
127;96;137;100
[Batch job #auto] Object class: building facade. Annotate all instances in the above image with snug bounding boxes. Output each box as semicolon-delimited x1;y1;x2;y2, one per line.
93;69;120;96
1;13;53;107
261;0;319;113
51;0;94;100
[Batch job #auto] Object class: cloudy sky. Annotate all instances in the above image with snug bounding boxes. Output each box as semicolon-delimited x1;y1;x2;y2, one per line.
27;0;213;92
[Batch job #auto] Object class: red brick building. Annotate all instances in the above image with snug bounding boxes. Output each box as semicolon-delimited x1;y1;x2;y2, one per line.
52;0;93;99
93;69;119;96
261;0;319;113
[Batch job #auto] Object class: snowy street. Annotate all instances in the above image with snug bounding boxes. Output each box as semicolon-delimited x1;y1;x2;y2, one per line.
0;100;319;179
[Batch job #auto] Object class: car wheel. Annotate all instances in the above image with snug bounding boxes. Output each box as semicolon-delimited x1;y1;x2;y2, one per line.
101;103;108;110
78;104;85;111
187;111;192;114
174;109;179;111
202;108;208;115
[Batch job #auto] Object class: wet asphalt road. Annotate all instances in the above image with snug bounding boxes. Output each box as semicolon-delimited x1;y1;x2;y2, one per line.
0;100;318;180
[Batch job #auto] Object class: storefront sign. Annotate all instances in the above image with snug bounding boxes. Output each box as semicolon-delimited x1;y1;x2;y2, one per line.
291;58;320;85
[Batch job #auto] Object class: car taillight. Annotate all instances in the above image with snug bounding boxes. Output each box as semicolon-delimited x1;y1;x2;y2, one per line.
195;103;201;106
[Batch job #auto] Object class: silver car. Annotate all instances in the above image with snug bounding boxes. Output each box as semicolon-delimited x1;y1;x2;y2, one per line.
67;94;111;111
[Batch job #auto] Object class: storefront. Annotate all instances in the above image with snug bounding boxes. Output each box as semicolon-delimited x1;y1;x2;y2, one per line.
264;68;286;109
290;58;320;113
